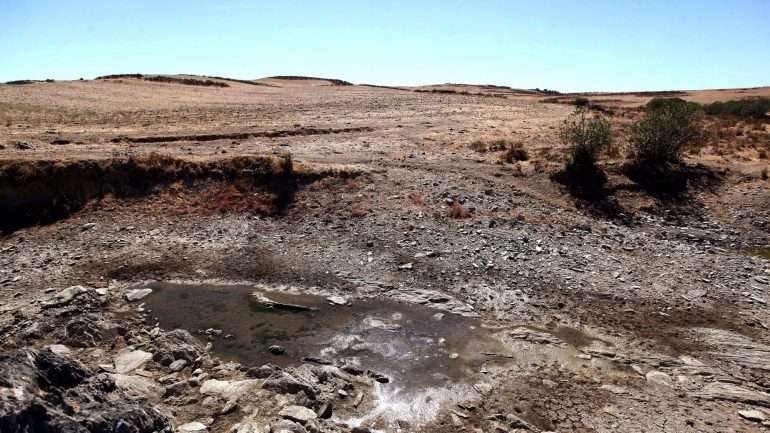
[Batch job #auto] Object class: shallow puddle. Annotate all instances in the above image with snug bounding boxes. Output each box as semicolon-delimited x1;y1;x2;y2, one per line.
139;282;628;429
141;282;505;426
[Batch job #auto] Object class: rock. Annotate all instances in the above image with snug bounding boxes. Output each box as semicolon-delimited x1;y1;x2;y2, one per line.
398;262;414;270
327;295;349;305
114;350;153;373
645;371;673;387
179;421;208;433
270;420;308;433
269;345;287;355
47;344;71;355
279;405;317;424
60;315;114;347
246;364;277;379
80;222;97;231
739;410;767;422
112;373;165;399
263;372;316;398
14;141;33;150
696;382;770;406
169;359;188;371
43;285;90;307
152;329;206;366
126;288;153;301
200;379;259;401
252;292;318;312
317;402;333;419
221;399;238;414
232;419;268;433
696;328;770;371
0;349;169;433
600;384;630;394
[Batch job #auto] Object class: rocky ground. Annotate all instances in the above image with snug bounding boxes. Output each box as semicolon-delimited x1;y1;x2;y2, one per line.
1;77;769;433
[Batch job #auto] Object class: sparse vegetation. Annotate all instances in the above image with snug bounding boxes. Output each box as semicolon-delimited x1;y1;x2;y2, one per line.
469;139;509;153
500;142;529;162
629;97;704;164
552;108;613;198
560;108;613;169
703;97;770;119
144;76;229;88
761;167;768;180
448;202;470;219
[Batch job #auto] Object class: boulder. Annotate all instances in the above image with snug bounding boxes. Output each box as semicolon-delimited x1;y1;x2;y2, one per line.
200;379;259;401
0;349;169;433
114;350;153;373
151;329;206;366
279;405;317;424
111;373;164;399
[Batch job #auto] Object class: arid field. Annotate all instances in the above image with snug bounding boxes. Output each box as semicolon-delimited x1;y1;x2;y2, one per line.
1;75;770;433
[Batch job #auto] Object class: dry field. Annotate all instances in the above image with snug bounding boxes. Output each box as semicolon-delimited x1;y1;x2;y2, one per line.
1;76;770;433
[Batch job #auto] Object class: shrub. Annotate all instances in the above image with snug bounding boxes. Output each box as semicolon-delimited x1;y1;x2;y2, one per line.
629;98;703;164
703;97;770;119
645;97;701;114
761;167;768;180
469;139;512;153
559;108;613;169
500;142;529;163
553;108;613;198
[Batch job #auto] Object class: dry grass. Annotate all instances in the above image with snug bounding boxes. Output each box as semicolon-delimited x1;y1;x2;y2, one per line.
350;203;370;217
448;201;470;219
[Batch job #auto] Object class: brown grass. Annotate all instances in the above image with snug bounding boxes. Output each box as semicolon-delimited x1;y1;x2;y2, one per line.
350;203;370;217
448;202;470;219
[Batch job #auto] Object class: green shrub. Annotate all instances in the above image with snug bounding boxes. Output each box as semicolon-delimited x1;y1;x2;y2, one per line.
630;98;703;164
646;97;701;113
703;97;770;119
560;108;613;169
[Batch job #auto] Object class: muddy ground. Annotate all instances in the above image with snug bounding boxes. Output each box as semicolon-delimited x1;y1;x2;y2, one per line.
1;77;770;433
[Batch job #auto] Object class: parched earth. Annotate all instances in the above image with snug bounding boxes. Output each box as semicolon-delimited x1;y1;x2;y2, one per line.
1;77;769;433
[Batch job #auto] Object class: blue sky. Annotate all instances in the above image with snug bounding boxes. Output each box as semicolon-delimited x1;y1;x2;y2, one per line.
1;0;768;92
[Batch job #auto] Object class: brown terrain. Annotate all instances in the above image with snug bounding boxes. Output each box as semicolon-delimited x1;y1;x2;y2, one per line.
1;75;769;433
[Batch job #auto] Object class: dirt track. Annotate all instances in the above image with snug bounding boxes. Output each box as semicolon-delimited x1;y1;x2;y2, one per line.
1;77;770;433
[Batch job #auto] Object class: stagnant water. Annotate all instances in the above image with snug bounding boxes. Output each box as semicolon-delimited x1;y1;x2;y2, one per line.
139;282;628;429
140;282;507;426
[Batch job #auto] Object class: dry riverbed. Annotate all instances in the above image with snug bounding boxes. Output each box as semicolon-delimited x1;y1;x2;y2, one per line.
1;77;770;433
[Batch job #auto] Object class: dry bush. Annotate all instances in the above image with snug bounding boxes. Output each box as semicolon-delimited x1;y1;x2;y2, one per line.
762;167;768;180
448;202;470;219
759;149;768;159
408;192;425;206
500;142;529;163
469;139;509;153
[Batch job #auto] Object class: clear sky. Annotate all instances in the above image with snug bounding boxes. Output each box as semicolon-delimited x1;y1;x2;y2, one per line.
1;0;768;92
